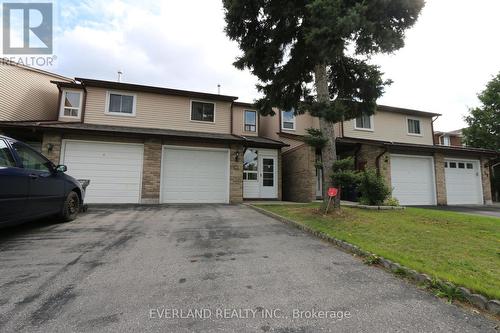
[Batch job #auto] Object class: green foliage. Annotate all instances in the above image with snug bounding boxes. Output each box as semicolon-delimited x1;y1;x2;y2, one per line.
384;197;400;207
462;72;500;150
304;128;328;149
430;278;464;303
223;0;424;121
363;254;380;266
357;169;391;205
330;157;358;189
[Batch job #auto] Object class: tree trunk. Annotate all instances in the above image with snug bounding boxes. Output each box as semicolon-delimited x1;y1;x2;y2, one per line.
314;64;337;205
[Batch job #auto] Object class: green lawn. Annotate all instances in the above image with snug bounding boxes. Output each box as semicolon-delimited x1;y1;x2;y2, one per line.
255;203;500;300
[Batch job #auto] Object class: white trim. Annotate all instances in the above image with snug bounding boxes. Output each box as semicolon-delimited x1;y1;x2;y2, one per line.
353;114;374;131
190;100;216;124
390;154;437;205
160;145;230;204
243;109;257;133
60;139;144;204
406;117;423;136
104;90;137;117
281;110;296;131
59;89;83;120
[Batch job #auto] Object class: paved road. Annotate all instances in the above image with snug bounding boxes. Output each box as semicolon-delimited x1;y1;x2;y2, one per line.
421;205;500;218
0;205;497;332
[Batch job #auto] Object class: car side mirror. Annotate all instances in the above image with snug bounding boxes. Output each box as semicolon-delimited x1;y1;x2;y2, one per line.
56;165;67;173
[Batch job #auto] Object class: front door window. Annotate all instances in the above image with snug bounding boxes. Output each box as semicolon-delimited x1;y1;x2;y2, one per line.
262;158;274;187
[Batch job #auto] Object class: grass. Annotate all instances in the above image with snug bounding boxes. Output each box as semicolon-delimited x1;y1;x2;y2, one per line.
255;203;500;300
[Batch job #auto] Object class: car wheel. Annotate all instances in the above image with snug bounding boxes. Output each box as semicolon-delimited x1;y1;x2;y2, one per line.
60;191;80;222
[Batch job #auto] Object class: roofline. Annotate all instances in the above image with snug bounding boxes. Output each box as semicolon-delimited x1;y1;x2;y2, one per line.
0;122;287;148
377;104;441;117
234;101;256;108
74;78;238;102
1;58;73;82
50;81;84;89
339;136;498;156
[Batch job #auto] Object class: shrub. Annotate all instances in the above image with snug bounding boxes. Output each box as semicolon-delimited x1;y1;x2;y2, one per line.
357;169;391;205
384;197;400;207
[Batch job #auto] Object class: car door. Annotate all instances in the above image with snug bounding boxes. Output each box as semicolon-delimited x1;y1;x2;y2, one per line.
11;141;65;217
0;139;30;224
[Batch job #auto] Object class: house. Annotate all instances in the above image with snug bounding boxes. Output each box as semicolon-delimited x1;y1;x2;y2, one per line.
259;106;497;206
434;129;464;147
0;63;286;204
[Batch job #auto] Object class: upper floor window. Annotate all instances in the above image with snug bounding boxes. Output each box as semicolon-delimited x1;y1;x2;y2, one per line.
354;114;373;131
191;101;215;122
407;118;421;135
441;135;450;146
281;110;296;130
60;90;82;118
244;110;257;132
106;91;136;116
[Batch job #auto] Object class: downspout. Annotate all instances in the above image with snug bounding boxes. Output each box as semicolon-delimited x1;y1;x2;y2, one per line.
375;145;389;176
230;101;234;135
80;85;88;123
353;143;362;170
55;85;62;120
431;115;440;145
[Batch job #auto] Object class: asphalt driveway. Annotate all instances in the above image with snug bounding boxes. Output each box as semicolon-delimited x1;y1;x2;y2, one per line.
0;205;497;332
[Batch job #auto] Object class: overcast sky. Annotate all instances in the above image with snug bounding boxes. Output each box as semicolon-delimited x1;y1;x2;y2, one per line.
50;0;500;131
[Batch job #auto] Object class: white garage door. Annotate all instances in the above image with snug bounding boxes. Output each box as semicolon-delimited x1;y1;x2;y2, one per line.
161;146;229;203
445;159;483;205
61;141;144;204
390;155;436;205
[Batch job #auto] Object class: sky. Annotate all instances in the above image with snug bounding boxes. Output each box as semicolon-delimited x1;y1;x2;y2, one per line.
32;0;500;131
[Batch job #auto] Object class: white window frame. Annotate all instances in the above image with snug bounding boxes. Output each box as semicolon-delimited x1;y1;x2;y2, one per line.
354;114;374;131
244;110;257;132
407;117;422;136
105;90;137;117
59;89;83;119
281;110;296;131
442;135;450;146
190;100;216;123
243;148;258;182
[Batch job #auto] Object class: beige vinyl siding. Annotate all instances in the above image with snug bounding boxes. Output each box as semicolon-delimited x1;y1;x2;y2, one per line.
233;105;258;136
0;63;70;121
343;111;433;145
83;87;232;134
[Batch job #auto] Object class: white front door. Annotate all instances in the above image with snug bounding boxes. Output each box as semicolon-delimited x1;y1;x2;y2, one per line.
259;155;277;198
445;159;483;205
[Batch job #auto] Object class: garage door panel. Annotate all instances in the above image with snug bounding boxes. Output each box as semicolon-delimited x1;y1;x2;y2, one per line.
161;147;229;204
62;141;143;204
445;160;482;205
390;155;436;206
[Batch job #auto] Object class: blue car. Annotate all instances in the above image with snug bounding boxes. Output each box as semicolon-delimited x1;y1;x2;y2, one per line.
0;135;85;227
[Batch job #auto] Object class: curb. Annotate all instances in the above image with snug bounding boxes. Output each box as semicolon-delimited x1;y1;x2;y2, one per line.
246;204;500;316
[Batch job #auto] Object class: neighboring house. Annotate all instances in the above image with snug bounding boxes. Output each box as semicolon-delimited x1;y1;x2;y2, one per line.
0;66;286;204
0;61;72;151
260;106;497;206
434;129;464;147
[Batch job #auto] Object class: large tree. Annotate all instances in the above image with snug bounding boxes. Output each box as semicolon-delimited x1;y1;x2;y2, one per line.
462;72;500;151
223;0;425;200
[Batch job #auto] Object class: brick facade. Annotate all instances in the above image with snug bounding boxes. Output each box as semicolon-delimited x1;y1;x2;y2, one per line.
229;144;244;204
282;144;316;202
480;157;493;204
433;153;447;205
356;144;391;188
41;132;62;165
141;138;162;204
